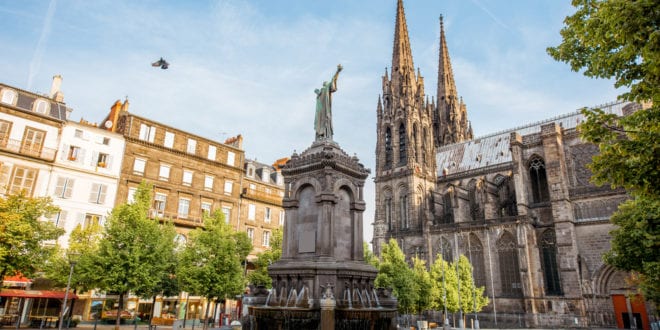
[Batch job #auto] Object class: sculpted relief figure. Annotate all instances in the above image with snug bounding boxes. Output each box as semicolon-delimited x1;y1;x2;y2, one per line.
314;64;343;141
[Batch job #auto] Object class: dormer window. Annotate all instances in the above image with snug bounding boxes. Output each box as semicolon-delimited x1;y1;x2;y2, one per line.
261;169;270;183
1;89;17;105
34;99;50;114
247;165;255;178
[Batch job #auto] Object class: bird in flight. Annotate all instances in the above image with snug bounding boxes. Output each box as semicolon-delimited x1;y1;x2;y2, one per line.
151;57;169;69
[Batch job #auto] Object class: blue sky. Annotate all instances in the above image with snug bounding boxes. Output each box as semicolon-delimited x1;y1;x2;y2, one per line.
0;0;619;245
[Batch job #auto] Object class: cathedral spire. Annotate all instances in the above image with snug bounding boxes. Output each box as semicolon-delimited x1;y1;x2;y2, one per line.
437;15;457;104
391;0;414;75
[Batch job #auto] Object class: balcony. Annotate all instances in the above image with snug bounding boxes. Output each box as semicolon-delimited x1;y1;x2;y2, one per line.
0;138;56;161
241;188;283;205
149;210;204;228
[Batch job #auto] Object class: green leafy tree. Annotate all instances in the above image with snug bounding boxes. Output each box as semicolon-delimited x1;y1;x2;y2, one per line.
411;256;433;315
247;228;282;288
91;182;178;329
374;239;418;314
455;255;489;316
548;0;660;305
0;192;63;279
363;242;380;268
429;255;458;314
177;211;251;330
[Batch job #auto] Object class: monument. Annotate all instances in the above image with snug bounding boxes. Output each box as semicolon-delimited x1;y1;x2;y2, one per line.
243;66;398;329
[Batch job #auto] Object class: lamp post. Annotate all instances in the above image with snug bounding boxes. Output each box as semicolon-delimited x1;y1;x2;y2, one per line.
59;252;80;330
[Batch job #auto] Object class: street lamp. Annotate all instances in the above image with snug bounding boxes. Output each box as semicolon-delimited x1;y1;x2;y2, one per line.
59;252;80;330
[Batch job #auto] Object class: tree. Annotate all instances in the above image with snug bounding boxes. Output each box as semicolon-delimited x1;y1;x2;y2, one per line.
429;255;458;314
548;0;660;305
455;255;489;317
374;239;418;314
91;182;177;329
247;228;282;288
363;241;380;269
411;256;433;315
177;211;252;330
0;192;63;279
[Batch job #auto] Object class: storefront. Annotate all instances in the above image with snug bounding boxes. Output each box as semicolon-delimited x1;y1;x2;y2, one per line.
0;288;78;327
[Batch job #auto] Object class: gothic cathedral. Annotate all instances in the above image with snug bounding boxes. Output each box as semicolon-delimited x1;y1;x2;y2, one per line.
372;1;651;328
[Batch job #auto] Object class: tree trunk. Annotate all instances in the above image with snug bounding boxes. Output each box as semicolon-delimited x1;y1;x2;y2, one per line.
203;299;212;330
115;292;125;330
149;294;158;330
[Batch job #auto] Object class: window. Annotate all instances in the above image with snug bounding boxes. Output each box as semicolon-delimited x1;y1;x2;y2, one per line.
248;204;256;220
247;166;254;177
22;127;45;156
246;227;255;242
95;135;110;145
178;198;190;218
399;194;409;229
224;180;233;194
96;152;109;168
467;234;487;288
227;151;235;166
127;187;137;203
139;124;156;142
264;207;271;223
249;183;256;190
74;129;83;138
442;192;454;224
54;177;74;198
385;197;393;230
1;88;17;105
9;166;37;196
468;181;485;221
0;120;11;146
67;145;82;161
34;99;49;114
497;232;522;296
51;211;67;228
204;175;214;191
261;169;270;183
84;214;102;228
222;207;231;224
182;170;193;186
187;138;196;154
201;201;212;215
439;238;453;262
529;156;550;203
540;230;562;295
279;210;285;226
133;158;146;175
89;183;108;204
164;132;175;148
398;123;407;164
262;230;271;247
159;164;171;181
207;145;216;160
153;193;167;216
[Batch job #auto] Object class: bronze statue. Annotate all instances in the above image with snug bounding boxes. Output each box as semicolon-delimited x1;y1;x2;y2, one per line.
314;64;342;141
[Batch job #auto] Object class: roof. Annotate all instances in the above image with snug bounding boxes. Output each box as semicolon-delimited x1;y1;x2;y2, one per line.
436;101;628;177
0;289;78;299
0;83;70;122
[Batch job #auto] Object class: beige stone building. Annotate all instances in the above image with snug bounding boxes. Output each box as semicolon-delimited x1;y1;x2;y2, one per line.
372;1;652;328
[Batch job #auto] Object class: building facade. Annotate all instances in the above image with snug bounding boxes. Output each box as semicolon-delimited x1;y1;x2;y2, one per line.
373;1;651;329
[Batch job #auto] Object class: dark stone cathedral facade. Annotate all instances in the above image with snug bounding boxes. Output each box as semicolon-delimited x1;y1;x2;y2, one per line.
372;1;652;328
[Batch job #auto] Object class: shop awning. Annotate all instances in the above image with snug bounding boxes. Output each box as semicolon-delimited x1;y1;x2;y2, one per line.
0;289;78;299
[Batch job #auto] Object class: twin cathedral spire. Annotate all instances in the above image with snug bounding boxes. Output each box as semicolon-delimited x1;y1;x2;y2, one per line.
377;0;472;176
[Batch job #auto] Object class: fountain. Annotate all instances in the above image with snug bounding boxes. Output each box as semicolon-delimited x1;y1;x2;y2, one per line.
243;140;398;329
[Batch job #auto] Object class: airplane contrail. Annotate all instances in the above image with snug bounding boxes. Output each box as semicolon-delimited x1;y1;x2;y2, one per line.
27;0;57;90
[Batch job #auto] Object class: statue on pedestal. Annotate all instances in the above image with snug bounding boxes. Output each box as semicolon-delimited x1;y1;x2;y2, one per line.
314;64;343;141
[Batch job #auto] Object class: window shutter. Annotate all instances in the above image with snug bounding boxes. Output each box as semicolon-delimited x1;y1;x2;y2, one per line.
99;184;107;204
91;151;99;166
106;155;113;169
55;177;66;197
61;144;69;161
89;183;100;203
65;179;75;199
78;148;86;164
149;127;156;142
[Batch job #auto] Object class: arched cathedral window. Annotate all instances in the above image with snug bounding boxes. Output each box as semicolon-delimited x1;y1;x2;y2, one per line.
385;127;393;169
540;230;562;295
399;123;407;165
468;180;485;221
439;237;453;262
497;232;522;296
385;197;393;231
496;176;518;217
467;234;486;288
529;156;550;203
400;193;409;229
422;128;428;166
412;125;418;162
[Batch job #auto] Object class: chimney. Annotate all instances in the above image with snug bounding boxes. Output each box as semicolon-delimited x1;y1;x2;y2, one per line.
49;75;64;102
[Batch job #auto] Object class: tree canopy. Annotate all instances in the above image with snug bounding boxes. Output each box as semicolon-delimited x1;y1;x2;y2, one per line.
548;0;660;305
0;192;63;279
374;239;418;314
247;228;282;288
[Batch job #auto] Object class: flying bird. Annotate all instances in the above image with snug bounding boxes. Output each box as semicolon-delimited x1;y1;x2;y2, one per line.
151;57;169;69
